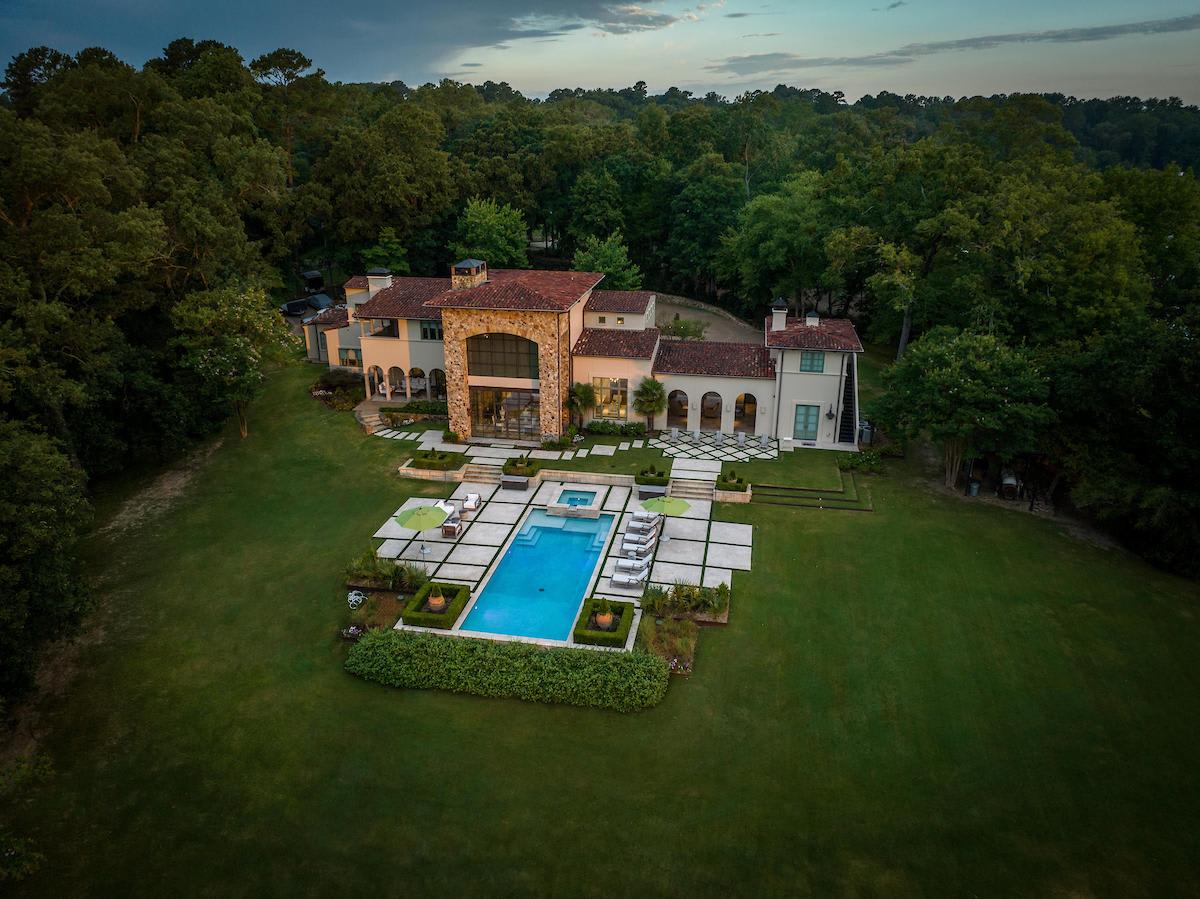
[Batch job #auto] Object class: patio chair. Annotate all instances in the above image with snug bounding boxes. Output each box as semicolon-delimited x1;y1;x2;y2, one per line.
462;493;482;512
612;567;650;588
347;590;367;610
441;513;464;537
615;556;650;573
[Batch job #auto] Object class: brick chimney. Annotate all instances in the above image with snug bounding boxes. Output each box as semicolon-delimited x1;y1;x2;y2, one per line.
451;259;487;291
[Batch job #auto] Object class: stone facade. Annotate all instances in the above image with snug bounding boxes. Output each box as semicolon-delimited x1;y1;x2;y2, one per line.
441;308;570;439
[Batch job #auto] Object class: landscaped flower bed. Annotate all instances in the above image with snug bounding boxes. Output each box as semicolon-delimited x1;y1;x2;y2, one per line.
380;401;449;427
635;464;670;486
409;449;463;471
715;469;750;492
641;582;730;624
572;598;635;648
401;582;471;629
345;629;669;712
503;455;542;477
634;616;699;675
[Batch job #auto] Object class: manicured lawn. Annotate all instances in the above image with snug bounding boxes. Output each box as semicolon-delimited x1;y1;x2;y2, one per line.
10;365;1200;896
723;448;845;490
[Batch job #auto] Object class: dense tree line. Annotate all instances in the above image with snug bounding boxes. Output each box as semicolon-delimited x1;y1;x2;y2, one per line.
1;39;1198;709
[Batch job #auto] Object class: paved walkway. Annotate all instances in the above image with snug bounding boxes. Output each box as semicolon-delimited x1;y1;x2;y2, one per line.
648;432;778;461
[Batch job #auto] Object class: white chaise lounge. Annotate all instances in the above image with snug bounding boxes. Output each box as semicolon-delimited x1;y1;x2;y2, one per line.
615;556;650;572
612;567;650;587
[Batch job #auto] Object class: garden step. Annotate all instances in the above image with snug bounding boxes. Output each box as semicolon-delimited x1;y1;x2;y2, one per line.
462;464;503;484
668;479;715;501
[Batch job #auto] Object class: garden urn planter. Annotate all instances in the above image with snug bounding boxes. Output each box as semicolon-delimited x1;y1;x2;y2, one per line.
428;592;447;613
595;610;615;630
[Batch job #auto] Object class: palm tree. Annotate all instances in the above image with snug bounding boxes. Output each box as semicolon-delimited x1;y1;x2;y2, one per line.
567;381;596;429
632;377;666;433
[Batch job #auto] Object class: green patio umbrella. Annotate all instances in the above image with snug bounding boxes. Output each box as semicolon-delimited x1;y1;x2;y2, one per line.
393;503;450;531
641;496;690;517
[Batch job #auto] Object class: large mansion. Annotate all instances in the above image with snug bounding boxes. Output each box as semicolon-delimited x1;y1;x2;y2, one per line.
303;260;863;449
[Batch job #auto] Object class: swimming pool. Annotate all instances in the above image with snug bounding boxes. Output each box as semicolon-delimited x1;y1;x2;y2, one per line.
558;489;598;508
460;508;614;640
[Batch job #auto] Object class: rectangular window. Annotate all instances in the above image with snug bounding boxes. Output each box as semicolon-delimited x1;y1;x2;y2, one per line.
793;404;819;441
592;377;629;420
598;316;606;324
800;350;825;373
338;348;362;369
420;320;443;341
616;316;625;326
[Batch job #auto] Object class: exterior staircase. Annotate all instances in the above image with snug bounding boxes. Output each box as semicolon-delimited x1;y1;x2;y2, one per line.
837;358;858;445
462;463;503;485
668;478;715;502
355;410;383;434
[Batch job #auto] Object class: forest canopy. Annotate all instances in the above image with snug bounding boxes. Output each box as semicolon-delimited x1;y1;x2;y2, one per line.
1;39;1198;708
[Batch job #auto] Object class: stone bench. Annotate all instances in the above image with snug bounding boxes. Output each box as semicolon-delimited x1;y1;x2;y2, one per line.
500;475;530;491
636;484;667;501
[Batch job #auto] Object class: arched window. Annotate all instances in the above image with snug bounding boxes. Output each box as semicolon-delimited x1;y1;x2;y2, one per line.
734;393;758;435
667;390;689;429
409;367;428;399
466;333;539;379
429;368;447;400
700;391;722;431
387;367;406;397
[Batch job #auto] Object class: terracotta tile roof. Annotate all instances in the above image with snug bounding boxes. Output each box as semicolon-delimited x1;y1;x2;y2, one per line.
343;275;369;290
653;339;776;380
572;328;660;359
586;290;654;314
424;269;604;312
764;316;863;352
303;305;348;329
355;278;448;321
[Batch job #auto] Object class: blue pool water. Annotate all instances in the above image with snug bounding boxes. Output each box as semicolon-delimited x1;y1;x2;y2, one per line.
559;489;597;507
460;509;614;640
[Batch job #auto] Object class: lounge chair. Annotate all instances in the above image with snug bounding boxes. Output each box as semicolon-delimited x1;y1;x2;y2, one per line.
621;535;657;557
615;556;650;573
627;516;660;534
612;567;650;588
622;529;655;546
631;510;662;524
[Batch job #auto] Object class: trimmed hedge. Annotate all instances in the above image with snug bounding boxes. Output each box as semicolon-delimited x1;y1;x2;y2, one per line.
345;629;669;712
503;456;542;476
585;420;646;437
402;582;471;629
409;450;462;471
573;599;635;648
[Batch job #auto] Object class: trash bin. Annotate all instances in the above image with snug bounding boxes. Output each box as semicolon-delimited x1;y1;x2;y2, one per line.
858;420;873;445
968;480;980;497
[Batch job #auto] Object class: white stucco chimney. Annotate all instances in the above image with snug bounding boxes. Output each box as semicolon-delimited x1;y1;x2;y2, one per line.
771;297;788;332
366;267;393;295
805;310;820;327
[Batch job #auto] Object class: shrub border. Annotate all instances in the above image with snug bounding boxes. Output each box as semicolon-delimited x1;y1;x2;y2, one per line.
409;450;464;471
401;582;471;629
572;599;635;648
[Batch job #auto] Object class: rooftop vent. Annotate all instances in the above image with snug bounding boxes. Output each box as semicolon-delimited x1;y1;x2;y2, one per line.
451;258;488;291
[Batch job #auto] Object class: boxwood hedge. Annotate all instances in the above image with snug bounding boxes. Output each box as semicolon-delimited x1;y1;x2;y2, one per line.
572;599;635;649
402;582;471;629
344;630;669;712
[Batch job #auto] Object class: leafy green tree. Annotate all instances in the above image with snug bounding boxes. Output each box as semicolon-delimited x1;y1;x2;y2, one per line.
567;169;623;246
171;286;297;437
249;48;319;186
1;45;73;115
361;226;410;273
632;377;667;432
870;329;1054;487
665;153;743;297
567;382;596;429
572;232;641;289
448;197;529;267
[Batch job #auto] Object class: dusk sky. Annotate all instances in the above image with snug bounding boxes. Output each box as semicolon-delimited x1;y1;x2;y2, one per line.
3;1;1198;101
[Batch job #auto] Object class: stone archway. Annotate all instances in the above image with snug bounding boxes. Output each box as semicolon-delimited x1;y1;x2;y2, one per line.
387;367;406;398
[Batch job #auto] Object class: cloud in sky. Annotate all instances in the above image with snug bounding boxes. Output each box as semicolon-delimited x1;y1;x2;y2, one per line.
872;1;908;10
706;12;1200;76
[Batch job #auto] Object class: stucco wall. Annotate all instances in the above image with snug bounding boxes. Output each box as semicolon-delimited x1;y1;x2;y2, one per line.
441;308;570;439
773;349;856;447
656;374;775;435
572;356;655;423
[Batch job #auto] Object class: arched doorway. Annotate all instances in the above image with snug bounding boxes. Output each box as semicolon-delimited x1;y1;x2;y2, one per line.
409;367;428;399
366;365;384;398
667;390;689;429
387;367;406;399
734;393;758;434
429;368;447;401
700;392;722;431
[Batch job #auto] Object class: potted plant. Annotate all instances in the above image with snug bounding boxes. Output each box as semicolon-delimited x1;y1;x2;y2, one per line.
427;585;447;613
593;597;615;630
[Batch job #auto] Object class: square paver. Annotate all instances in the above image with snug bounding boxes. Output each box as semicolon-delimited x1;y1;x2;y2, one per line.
399;541;451;563
528;449;562;460
706;542;752;570
574;448;589;457
446;543;498;566
709;522;753;546
595;576;647;597
603;486;630;512
451;482;498;502
376;538;409;559
373;519;416;540
435;563;487;583
477;502;525;524
532;481;562;505
663;517;708;540
560;451;575;460
631;439;645;448
618;441;631;451
460;522;515;546
650;561;702;585
678;499;712;520
590;444;616;456
702;566;732;588
656;539;706;564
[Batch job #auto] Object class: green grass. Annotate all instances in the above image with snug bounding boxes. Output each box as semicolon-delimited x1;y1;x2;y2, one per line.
9;365;1200;897
723;448;844;490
